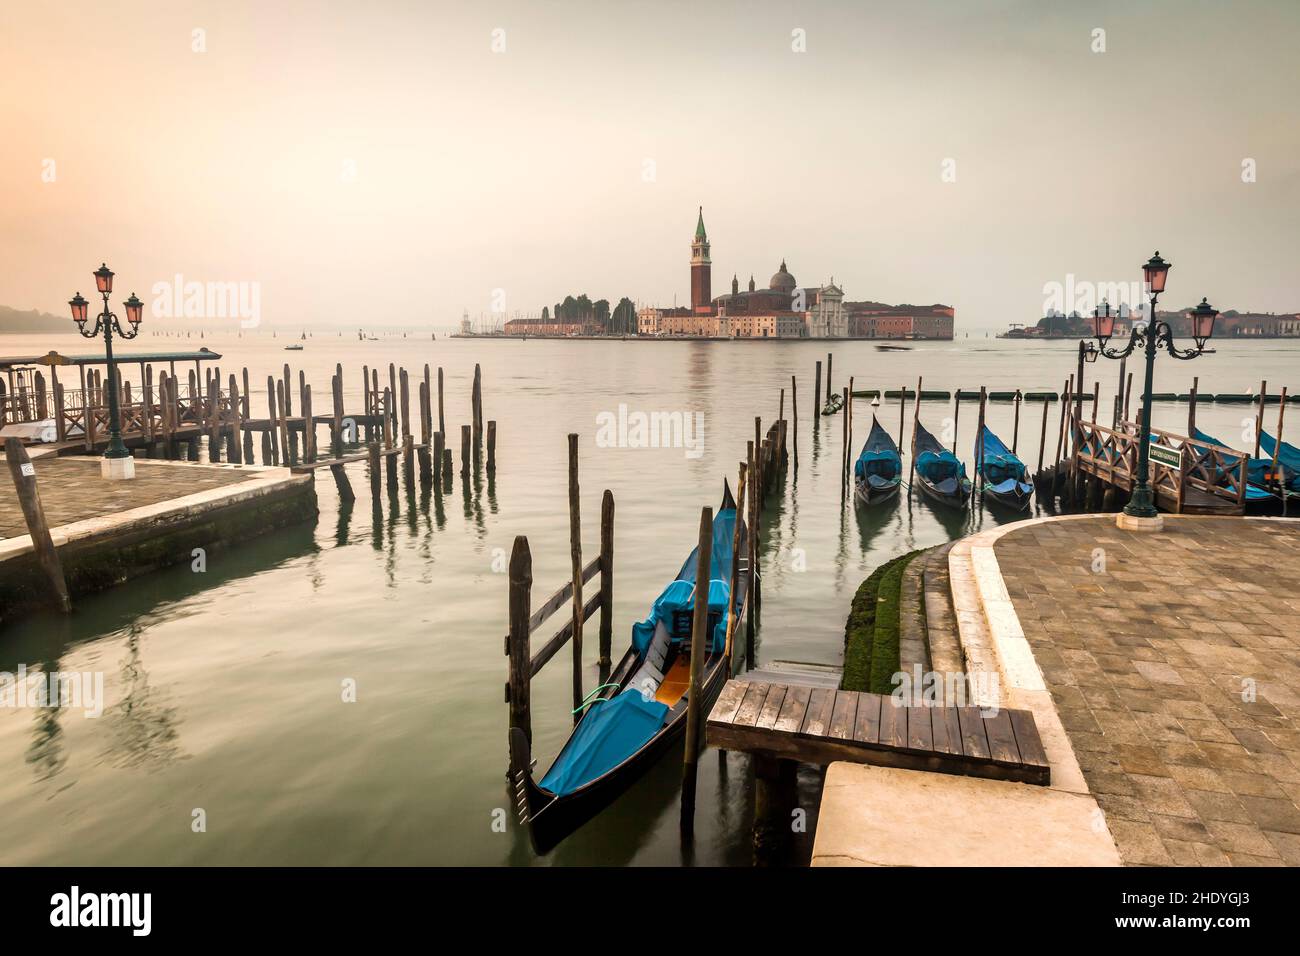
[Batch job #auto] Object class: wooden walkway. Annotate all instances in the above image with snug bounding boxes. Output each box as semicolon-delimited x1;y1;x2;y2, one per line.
707;679;1051;786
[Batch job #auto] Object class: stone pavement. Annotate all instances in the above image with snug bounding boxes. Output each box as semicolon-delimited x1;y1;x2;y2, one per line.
994;516;1300;866
0;455;255;539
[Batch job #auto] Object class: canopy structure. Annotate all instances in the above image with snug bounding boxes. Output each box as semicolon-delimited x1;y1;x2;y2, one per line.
26;348;223;367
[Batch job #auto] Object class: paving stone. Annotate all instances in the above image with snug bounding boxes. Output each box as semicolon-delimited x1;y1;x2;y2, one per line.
994;516;1300;867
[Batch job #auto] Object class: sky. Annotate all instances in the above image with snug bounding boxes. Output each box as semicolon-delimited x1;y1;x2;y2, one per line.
2;0;1298;332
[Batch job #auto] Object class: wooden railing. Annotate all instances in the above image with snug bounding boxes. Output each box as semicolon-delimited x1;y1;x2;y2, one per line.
1074;419;1248;511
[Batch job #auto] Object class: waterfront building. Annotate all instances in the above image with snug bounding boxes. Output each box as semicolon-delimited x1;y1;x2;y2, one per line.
802;282;847;337
846;302;955;339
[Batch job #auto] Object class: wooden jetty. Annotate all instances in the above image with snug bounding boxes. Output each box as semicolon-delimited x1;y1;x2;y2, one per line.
707;681;1051;786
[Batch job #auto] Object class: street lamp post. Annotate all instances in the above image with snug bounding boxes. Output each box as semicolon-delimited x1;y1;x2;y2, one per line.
1090;252;1218;527
69;263;144;479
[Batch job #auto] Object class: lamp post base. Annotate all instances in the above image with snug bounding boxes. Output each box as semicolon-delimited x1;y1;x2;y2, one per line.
1116;511;1163;532
101;455;136;481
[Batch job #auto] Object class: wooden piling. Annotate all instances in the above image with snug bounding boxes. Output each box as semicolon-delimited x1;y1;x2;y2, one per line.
460;425;471;477
4;439;71;613
951;384;961;453
1036;394;1051;475
487;420;497;472
567;434;584;723
598;489;614;667
791;375;798;468
1271;388;1289;496
841;387;849;499
975;387;987;499
332;367;344;446
825;353;833;404
276;380;291;466
473;364;483;445
1255;380;1267;458
433;431;445;490
1188;377;1199;435
1012;389;1022;454
507;536;533;745
422;365;432;445
267;375;281;465
304;384;316;463
680;505;714;836
228;373;244;464
368;441;381;500
437;367;445;437
724;461;747;671
813;361;822;424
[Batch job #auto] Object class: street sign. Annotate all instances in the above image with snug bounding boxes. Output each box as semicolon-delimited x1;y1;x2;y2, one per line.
1149;444;1182;468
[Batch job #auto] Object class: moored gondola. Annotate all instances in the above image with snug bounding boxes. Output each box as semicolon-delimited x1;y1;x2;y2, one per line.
854;416;902;505
508;483;746;854
912;420;971;509
975;425;1033;510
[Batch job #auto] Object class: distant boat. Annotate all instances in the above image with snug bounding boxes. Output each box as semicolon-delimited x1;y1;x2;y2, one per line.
821;392;844;416
976;425;1033;510
912;420;971;509
854;416;903;506
875;344;911;352
284;344;304;351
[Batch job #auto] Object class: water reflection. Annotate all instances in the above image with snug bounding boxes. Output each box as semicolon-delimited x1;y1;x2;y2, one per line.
99;626;185;771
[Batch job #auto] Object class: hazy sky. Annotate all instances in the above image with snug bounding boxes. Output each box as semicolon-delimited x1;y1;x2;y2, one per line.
2;0;1297;331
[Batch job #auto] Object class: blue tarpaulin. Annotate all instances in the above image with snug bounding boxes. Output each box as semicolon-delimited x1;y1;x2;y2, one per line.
537;692;669;796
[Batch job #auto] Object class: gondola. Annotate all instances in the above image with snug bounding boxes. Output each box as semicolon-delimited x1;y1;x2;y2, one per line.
911;420;971;509
975;425;1033;510
854;416;902;505
508;483;746;854
1192;427;1291;508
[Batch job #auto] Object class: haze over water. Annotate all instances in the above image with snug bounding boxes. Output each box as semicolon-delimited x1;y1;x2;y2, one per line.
0;333;1295;865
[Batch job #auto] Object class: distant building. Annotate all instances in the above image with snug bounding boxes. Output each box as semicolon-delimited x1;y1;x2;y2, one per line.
503;316;584;335
846;302;955;339
803;282;846;337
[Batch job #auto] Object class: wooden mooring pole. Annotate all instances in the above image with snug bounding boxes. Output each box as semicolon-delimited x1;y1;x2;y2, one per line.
598;489;614;669
4;439;71;613
813;361;822;425
567;433;584;723
680;505;714;836
790;375;798;468
507;536;533;746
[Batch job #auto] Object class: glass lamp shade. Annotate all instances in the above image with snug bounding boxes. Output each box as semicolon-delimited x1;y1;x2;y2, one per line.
69;292;89;324
1094;303;1116;342
1142;251;1170;294
123;293;144;327
1190;297;1218;346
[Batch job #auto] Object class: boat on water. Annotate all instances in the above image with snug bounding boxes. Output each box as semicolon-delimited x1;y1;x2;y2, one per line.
1192;428;1296;504
821;392;844;416
912;420;971;508
509;483;746;854
875;344;911;352
976;425;1033;510
1259;431;1300;492
283;344;304;351
854;416;902;505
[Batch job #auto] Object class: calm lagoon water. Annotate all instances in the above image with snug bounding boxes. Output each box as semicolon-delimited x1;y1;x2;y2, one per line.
0;332;1295;865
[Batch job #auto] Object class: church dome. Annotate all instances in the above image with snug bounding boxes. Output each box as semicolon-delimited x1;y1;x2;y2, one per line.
769;260;796;293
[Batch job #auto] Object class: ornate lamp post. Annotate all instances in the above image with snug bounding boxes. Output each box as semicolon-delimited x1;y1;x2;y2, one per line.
69;263;144;478
1090;252;1217;527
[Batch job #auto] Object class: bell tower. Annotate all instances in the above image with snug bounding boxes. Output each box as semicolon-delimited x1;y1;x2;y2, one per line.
690;207;711;313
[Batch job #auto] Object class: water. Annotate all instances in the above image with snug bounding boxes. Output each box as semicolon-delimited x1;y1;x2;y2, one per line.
1;332;1295;865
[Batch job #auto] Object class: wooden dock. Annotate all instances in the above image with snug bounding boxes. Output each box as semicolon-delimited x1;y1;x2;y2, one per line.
707;679;1051;786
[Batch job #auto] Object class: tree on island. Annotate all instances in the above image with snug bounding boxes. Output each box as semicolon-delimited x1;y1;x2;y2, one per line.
610;297;637;335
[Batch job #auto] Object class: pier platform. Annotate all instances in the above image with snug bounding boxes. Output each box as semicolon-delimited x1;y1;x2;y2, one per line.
0;454;316;623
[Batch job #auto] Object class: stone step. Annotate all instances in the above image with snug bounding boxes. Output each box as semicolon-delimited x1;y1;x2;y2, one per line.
897;548;929;676
921;541;963;680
